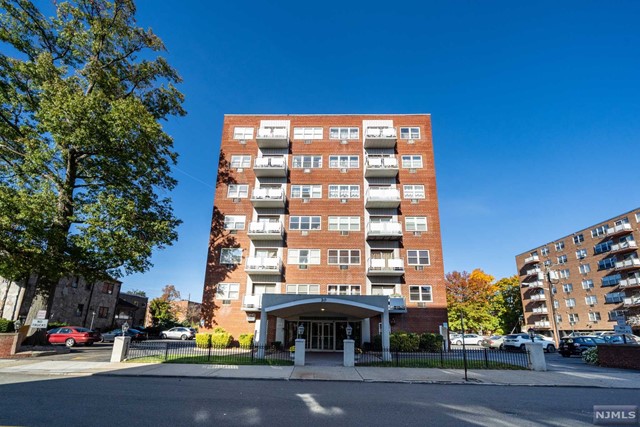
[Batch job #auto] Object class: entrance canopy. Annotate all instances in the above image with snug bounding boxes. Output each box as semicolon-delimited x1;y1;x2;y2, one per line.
261;294;388;319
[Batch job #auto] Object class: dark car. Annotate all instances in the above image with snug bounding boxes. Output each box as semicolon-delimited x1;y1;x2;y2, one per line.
558;336;605;357
604;334;640;345
46;326;102;347
101;328;147;343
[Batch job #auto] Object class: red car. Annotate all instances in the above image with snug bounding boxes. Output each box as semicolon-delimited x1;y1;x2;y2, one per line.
46;326;102;347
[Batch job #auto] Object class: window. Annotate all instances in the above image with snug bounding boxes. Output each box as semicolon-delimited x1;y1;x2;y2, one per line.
565;298;576;308
541;247;549;256
605;292;625;304
405;217;427;232
594;241;612;255
327;249;361;265
102;282;114;294
230;155;251;168
223;215;246;230
289;216;321;230
227;184;249;199
328;185;360;198
291;185;322;199
568;313;579;322
400;127;420;139
292;155;322;169
409;285;432;302
573;234;584;244
555;241;565;251
589;312;601;322
602;274;621;287
288;249;321;265
636;212;640;223
328;216;360;231
293;127;323;140
585;295;598;305
75;304;83;317
557;255;567;264
555;314;562;323
401;155;423;168
579;264;591;274
582;279;594;290
233;127;253;140
562;283;573;293
558;269;570;279
220;248;242;264
216;283;239;300
598;257;616;270
407;250;430;265
329;155;359;169
591;225;609;238
328;285;361;295
98;306;109;318
553;300;560;309
609;310;626;320
286;284;320;294
403;185;425;199
329;127;359;140
576;249;587;260
543;260;552;267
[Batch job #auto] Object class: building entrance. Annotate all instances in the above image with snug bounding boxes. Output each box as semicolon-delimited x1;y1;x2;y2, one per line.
285;320;361;351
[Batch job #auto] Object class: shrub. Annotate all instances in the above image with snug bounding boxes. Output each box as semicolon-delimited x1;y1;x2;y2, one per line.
390;332;420;351
0;319;15;333
195;333;211;349
238;333;253;348
211;330;232;347
289;345;296;353
582;347;599;365
270;341;282;350
420;333;444;352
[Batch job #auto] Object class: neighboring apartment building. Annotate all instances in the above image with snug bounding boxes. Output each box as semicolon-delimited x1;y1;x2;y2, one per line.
201;114;448;351
115;293;149;328
516;209;640;340
144;299;202;327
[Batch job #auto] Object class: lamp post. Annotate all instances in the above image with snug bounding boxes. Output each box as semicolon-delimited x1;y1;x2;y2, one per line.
297;323;305;339
89;311;96;330
346;323;352;340
528;328;535;343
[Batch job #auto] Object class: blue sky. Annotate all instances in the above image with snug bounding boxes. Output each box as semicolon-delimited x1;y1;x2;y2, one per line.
119;1;640;300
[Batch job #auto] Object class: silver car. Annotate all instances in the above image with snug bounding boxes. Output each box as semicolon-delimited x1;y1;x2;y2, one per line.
160;327;195;340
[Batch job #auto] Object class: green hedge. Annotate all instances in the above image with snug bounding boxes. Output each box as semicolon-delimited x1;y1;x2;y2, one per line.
419;333;444;352
195;333;211;349
211;331;232;347
238;333;253;348
0;318;15;333
372;332;445;352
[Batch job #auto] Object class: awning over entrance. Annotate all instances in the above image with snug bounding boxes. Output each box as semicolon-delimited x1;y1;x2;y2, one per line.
261;294;388;319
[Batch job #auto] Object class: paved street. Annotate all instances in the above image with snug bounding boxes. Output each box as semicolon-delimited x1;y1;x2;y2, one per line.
0;375;636;427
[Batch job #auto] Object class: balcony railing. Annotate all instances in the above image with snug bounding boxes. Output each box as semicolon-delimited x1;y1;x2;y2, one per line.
247;222;284;240
245;257;282;275
532;306;548;314
242;295;263;311
623;295;640;307
530;294;546;301
367;258;405;276
523;255;540;265
364;156;399;178
388;296;407;313
256;127;289;148
365;188;401;209
253;156;287;177
619;276;640;288
526;280;545;288
610;240;638;254
607;223;633;237
366;222;403;240
615;258;640;271
534;320;551;328
363;126;397;148
525;267;541;277
250;187;285;208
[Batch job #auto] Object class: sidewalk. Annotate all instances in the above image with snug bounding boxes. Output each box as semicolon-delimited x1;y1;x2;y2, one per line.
1;358;640;388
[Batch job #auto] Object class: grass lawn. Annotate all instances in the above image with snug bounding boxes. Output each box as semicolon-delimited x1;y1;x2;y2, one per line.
359;359;526;369
126;354;293;366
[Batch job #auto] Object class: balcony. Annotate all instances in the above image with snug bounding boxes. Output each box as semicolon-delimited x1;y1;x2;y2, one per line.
620;276;640;288
365;188;401;209
245;257;282;275
256;127;289;148
534;320;551;328
610;240;638;254
241;295;262;312
388;296;407;313
530;293;546;301
614;258;640;271
525;267;542;277
250;187;285;208
364;156;399;178
523;255;540;265
366;222;403;240
253;156;287;177
607;223;633;237
526;280;545;288
623;295;640;307
367;258;405;276
364;126;397;148
532;306;549;314
247;222;284;240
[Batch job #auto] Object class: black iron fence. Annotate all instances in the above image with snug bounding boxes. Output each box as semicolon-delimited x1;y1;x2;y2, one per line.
357;348;530;369
126;341;293;365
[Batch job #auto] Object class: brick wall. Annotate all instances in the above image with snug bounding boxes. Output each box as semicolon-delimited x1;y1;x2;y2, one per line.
0;333;18;357
597;344;640;370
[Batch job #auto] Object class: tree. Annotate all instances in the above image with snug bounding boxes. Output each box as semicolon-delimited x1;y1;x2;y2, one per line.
0;0;185;325
492;275;523;334
148;297;176;328
160;284;180;302
127;289;146;297
446;269;500;334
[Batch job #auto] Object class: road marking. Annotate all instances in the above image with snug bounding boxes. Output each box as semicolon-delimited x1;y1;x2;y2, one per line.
296;394;343;416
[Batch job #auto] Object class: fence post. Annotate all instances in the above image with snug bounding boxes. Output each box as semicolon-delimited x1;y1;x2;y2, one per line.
207;341;211;362
251;343;255;363
164;342;169;361
484;348;489;368
395;349;399;367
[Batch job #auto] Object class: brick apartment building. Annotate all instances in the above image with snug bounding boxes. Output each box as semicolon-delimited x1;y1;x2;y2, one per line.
516;208;640;340
201;114;448;351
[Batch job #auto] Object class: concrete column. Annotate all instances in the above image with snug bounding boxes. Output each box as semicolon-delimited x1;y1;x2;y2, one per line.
524;342;547;371
294;338;305;366
381;310;391;362
343;339;355;367
110;336;131;362
257;309;268;359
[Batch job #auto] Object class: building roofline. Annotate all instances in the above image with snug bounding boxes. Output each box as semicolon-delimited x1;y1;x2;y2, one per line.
515;207;640;257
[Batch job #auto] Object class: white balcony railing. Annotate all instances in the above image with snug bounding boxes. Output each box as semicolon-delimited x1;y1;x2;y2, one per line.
620;276;640;288
367;258;405;275
256;127;289;148
250;188;285;207
611;240;638;253
532;306;548;314
367;222;403;238
534;321;551;328
245;257;282;274
365;188;401;208
526;267;541;276
607;223;632;236
242;295;263;311
623;295;640;307
364;156;399;177
523;255;540;264
364;126;397;148
247;222;284;240
530;294;546;301
615;258;640;271
253;156;287;176
527;280;545;288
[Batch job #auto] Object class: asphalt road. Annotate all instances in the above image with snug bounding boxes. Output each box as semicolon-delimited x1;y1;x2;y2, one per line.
0;375;636;426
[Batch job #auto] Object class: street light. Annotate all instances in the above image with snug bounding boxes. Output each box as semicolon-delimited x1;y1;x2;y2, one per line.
297;323;305;339
346;323;352;339
528;328;535;343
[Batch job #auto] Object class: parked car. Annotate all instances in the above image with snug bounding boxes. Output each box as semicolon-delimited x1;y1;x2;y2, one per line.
46;326;101;347
603;334;640;344
558;336;605;357
101;328;147;343
160;327;196;340
451;334;485;346
503;333;556;353
483;335;505;350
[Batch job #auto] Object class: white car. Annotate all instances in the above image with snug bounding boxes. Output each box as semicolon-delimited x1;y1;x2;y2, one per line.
503;333;556;353
451;334;485;346
160;327;196;340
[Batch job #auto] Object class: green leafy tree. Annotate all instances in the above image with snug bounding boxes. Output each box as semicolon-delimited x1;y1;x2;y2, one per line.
446;269;500;334
148;297;176;328
0;0;185;325
127;289;147;297
491;275;523;335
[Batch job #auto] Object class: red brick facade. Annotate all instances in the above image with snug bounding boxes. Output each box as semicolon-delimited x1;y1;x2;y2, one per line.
202;114;448;348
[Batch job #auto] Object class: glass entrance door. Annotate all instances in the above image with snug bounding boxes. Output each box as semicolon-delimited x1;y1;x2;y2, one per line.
310;322;334;351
